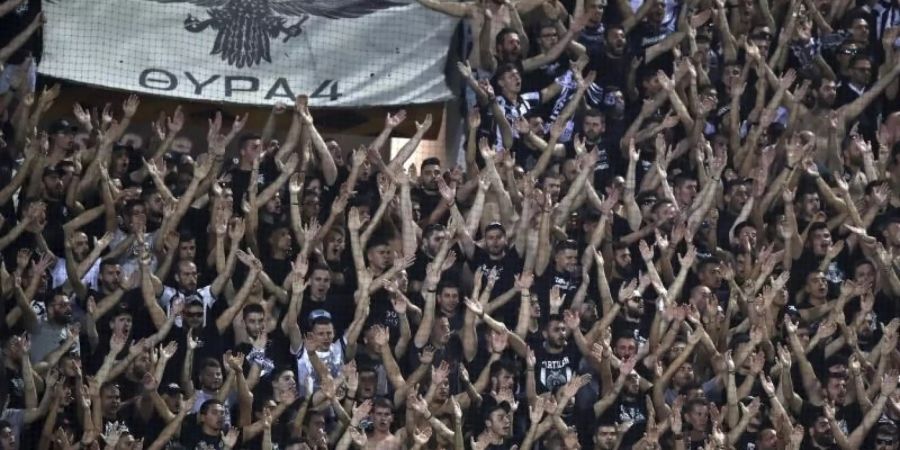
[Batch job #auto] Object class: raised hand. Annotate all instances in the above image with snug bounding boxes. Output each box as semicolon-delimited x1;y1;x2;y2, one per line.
222;428;240;449
563;309;581;330
464;296;485;318
549;285;564;312
385;110;408;129
457;61;473;79
349;425;367;447
122;94;141;118
515;271;534;292
419;345;436;365
671;395;684;433
351;399;372;425
416;114;434;132
432;360;450;386
413;424;433;445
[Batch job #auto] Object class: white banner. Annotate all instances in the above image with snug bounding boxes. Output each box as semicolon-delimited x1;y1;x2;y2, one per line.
39;0;457;107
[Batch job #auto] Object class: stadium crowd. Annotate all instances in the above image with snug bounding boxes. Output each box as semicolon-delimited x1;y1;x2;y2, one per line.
3;0;900;448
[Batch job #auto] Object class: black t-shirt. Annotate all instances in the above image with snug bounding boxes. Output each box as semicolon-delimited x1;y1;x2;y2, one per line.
800;402;863;437
298;290;355;336
533;267;579;320
579;25;606;60
4;364;25;409
533;340;582;392
486;440;522;450
628;22;671;65
180;423;229;450
412;187;444;224
407;248;434;286
117;400;154;440
587;51;630;90
467;246;524;325
41;199;69;256
228;167;253;215
261;254;291;287
523;55;570;93
368;289;402;342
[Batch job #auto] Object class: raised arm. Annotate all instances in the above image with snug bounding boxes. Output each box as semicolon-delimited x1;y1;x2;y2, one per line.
837;63;900;125
0;12;43;63
414;0;472;17
296;97;338;185
386;114;434;172
522;16;587;72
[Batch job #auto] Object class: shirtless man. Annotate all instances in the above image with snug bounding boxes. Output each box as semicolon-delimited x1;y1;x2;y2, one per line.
771;59;900;171
366;398;400;449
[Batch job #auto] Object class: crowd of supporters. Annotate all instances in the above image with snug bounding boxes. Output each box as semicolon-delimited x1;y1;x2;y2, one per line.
2;0;900;448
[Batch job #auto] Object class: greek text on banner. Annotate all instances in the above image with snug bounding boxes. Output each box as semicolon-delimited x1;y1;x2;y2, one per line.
39;0;457;107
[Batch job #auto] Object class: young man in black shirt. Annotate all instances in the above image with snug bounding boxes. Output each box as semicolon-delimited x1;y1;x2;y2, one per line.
181;399;232;449
461;222;524;325
413;157;446;226
533;314;581;392
534;239;580;314
474;398;519;449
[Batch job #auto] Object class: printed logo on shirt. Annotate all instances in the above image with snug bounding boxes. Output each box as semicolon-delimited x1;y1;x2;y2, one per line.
540;356;572;390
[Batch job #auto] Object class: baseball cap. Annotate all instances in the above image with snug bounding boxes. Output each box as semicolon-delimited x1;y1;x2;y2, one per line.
111;301;133;318
308;309;332;322
161;383;184;396
48;119;78;135
484;222;506;234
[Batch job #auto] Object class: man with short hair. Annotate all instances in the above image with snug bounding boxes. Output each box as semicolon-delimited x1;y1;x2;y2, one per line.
436;281;464;331
476;398;517;447
368;397;400;448
299;264;352;336
576;109;619;185
535;239;580;314
672;173;699;211
285;305;366;397
460;222;524;324
533;314;581;392
414;157;451;226
408;223;449;293
593;422;618;450
27;291;78;364
228;133;266;213
181;399;228;449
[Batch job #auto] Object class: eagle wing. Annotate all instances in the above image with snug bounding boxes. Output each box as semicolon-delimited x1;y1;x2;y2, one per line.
144;0;230;7
269;0;405;19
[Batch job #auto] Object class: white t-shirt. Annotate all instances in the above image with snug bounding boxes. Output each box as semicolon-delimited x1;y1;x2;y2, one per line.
159;285;216;327
295;337;347;397
108;229;158;280
51;257;100;290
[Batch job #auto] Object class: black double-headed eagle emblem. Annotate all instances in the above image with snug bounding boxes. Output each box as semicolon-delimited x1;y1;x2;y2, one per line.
147;0;404;68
